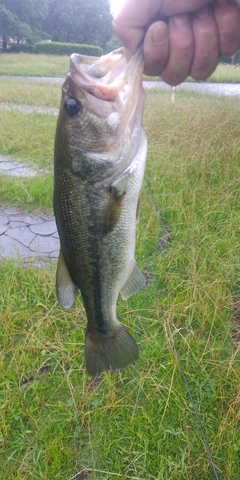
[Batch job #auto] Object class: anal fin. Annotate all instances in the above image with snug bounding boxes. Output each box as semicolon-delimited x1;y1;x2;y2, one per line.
120;260;146;300
56;249;78;309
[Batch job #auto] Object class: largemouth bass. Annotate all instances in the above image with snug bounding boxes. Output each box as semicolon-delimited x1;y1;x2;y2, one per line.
54;47;147;376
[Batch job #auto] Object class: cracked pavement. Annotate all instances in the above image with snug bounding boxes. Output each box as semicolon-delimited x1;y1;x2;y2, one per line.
1;78;240;264
0;207;59;265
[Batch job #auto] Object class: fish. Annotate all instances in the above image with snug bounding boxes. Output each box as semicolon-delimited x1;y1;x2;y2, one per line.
53;47;147;376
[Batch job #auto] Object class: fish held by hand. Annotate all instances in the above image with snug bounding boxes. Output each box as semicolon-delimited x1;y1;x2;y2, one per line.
54;47;147;376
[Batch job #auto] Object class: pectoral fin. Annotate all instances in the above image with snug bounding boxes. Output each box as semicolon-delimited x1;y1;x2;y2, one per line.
120;260;146;300
56;249;78;309
103;186;126;234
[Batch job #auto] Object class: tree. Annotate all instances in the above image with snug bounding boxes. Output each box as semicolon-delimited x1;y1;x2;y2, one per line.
43;0;112;48
0;4;32;49
0;0;113;50
43;0;84;44
1;0;49;30
105;33;122;54
0;0;49;47
82;0;113;47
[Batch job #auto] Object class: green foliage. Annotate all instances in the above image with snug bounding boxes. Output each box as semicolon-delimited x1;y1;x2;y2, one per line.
0;4;33;47
35;41;103;56
104;33;122;53
220;50;240;64
1;0;49;31
0;0;113;50
0;74;240;479
44;0;112;48
0;4;19;38
0;0;48;46
9;43;35;53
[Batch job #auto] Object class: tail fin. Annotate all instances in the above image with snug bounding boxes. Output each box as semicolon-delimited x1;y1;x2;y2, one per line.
85;322;138;377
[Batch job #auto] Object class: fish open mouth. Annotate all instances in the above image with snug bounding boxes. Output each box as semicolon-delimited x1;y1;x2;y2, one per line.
69;47;144;102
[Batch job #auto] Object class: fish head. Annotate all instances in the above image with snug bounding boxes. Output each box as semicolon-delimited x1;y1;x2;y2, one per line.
55;47;146;182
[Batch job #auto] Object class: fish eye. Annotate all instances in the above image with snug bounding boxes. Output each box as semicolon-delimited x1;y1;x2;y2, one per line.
64;97;81;117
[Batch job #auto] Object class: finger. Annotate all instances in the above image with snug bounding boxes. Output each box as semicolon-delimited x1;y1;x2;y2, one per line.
161;0;212;16
161;14;194;86
214;2;240;55
112;0;164;54
113;0;211;54
190;6;219;81
143;22;169;76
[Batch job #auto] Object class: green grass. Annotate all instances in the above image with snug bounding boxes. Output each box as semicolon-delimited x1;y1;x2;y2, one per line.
0;108;56;167
0;108;56;209
0;106;56;210
146;63;240;83
0;175;53;210
0;77;61;106
0;85;240;479
184;63;240;83
0;53;240;82
0;53;69;77
205;63;240;83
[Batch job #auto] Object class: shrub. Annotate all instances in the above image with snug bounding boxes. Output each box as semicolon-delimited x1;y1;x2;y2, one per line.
220;50;240;65
9;44;35;54
35;42;102;56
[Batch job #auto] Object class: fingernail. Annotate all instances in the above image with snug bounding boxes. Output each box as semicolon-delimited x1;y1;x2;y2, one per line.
171;13;191;28
151;24;168;46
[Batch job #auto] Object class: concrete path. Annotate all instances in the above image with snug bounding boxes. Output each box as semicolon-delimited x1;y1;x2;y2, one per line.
1;77;239;265
0;207;59;265
0;149;59;265
2;75;240;96
0;154;39;177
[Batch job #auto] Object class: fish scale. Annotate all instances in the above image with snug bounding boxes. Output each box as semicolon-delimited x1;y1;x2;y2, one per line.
54;47;147;376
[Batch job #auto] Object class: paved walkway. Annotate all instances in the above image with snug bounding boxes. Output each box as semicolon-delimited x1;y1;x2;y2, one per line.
0;154;38;177
0;152;58;265
1;79;239;265
0;207;59;265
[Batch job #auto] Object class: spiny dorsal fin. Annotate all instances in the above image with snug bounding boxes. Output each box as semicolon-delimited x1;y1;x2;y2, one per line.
120;260;146;300
103;186;126;235
56;249;78;309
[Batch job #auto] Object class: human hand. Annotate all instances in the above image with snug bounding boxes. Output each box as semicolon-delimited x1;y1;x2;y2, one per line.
113;0;240;85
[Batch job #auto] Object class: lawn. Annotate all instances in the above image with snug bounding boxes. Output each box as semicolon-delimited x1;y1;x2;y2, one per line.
0;53;69;77
0;78;240;479
0;52;240;82
0;76;61;107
